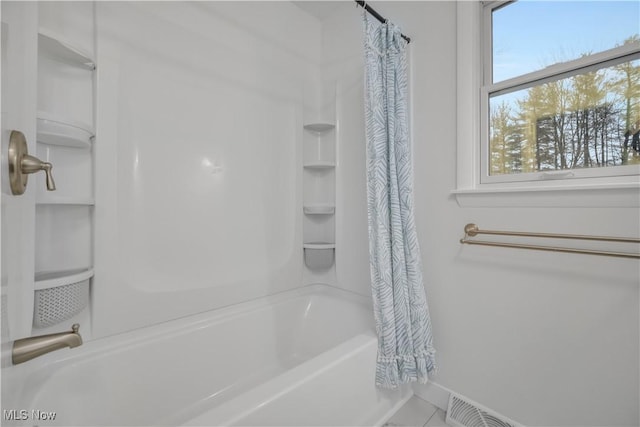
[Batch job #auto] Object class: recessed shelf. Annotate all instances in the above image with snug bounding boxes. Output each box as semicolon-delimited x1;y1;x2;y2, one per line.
303;242;335;250
37;112;94;148
303;242;335;269
36;204;92;274
35;267;94;291
304;162;335;170
303;205;335;215
303;123;335;134
36;196;95;206
38;30;95;70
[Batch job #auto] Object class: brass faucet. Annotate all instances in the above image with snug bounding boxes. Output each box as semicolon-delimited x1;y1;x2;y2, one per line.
12;324;83;365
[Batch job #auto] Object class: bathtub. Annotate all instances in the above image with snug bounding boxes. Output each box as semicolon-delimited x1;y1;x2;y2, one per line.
2;284;411;426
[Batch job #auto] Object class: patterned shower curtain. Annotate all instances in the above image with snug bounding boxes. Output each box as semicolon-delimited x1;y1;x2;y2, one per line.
362;14;436;388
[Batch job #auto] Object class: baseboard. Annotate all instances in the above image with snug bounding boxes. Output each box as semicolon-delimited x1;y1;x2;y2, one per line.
412;380;452;412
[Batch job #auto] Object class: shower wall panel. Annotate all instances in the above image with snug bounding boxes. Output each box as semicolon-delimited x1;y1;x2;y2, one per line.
323;6;370;297
92;2;322;338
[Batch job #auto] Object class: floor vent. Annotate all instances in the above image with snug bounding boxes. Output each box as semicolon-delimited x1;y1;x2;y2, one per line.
446;393;522;427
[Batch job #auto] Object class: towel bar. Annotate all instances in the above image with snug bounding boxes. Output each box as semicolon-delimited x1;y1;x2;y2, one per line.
460;223;640;259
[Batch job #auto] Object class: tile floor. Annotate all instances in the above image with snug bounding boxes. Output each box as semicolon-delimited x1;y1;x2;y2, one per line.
383;396;451;427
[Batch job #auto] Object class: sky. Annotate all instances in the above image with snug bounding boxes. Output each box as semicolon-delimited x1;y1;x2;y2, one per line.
492;0;640;83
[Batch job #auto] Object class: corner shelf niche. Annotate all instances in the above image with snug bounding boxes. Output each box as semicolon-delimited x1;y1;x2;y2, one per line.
304;161;335;170
37;112;94;149
33;268;92;330
303;242;335;270
38;30;95;70
303;242;335;250
35;112;94;205
303;123;335;134
36;196;95;206
302;120;336;272
303;205;335;215
35;268;94;291
31;24;96;331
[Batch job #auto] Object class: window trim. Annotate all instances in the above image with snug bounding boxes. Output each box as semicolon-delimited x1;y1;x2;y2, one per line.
454;0;640;207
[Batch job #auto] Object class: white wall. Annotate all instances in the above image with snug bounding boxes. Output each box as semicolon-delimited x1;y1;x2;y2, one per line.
325;2;639;426
93;2;322;338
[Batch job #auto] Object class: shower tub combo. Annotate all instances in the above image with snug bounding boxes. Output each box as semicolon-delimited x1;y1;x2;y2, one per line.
3;284;411;426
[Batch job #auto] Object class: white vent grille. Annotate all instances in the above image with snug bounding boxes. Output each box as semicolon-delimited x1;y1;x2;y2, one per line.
33;279;89;328
446;393;522;427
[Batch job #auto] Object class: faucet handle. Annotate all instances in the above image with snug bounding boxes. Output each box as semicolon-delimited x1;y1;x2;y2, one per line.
8;130;57;195
71;324;80;333
21;154;56;191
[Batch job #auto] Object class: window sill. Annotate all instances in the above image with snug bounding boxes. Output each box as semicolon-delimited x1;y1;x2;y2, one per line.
452;182;640;208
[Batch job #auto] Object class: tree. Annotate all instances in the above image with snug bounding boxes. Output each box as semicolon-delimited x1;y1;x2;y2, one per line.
516;85;546;172
490;36;639;175
610;36;640;164
490;101;514;175
570;67;605;167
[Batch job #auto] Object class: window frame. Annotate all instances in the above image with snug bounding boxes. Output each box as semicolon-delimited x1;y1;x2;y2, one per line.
475;0;640;186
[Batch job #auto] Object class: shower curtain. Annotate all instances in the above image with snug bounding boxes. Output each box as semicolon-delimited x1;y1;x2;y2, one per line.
362;14;436;388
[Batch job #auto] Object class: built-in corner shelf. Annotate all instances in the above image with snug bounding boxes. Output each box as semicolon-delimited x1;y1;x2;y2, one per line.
303;242;335;250
33;267;92;329
37;113;94;148
36;196;95;206
302;241;335;269
303;161;335;170
35;267;94;291
38;30;95;70
303;205;335;215
303;123;335;134
302;119;336;272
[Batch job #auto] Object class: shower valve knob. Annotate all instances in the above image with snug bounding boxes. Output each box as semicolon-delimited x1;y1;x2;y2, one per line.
21;154;56;191
8;130;56;195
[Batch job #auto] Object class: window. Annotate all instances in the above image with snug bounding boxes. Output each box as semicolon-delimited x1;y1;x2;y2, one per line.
481;0;640;184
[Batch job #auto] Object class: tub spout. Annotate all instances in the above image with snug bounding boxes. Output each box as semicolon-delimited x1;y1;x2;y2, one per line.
12;324;83;365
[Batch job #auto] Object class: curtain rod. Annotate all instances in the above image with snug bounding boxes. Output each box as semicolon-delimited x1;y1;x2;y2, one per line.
355;1;411;44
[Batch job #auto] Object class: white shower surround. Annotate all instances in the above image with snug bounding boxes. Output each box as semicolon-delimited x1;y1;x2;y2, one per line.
3;285;410;426
93;1;320;337
3;4;418;426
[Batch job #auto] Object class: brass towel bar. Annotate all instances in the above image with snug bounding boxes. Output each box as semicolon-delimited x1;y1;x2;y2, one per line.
460;223;640;259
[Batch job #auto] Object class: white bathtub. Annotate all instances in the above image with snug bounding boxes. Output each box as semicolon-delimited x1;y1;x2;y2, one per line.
2;284;411;426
